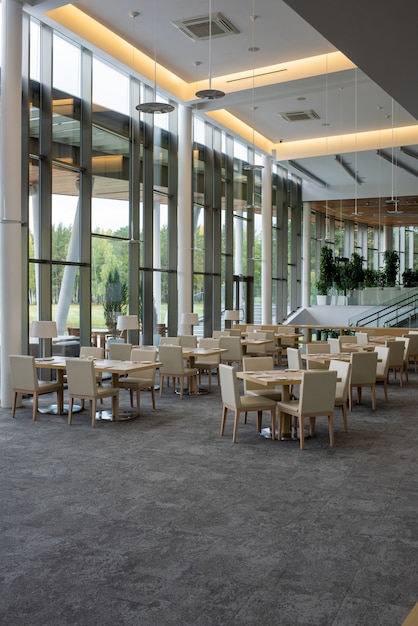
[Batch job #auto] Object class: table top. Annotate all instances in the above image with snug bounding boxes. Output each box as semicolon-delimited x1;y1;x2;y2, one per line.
302;352;351;364
180;347;228;357
241;338;272;346
35;356;161;374
237;369;304;387
340;343;375;352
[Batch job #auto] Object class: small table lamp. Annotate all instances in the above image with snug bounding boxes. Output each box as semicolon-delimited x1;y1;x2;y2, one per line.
181;312;199;335
30;320;58;359
117;315;140;341
224;309;240;328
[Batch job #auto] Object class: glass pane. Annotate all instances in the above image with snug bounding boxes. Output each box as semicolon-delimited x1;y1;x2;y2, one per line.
30;20;40;82
93;57;129;114
53;34;81;97
52;165;80;263
91;237;129;331
52;90;81;166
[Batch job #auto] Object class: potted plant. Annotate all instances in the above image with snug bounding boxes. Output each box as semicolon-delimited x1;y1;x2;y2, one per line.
315;245;335;304
103;268;127;333
382;250;400;287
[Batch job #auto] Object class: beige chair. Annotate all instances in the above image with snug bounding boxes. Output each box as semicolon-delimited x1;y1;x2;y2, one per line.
403;332;418;374
242;356;282;401
386;340;405;386
349;351;378;411
79;346;105;359
158;344;198;399
305;342;330;370
286;347;303;370
109;342;132;360
395;336;411;383
117;347;157;413
10;354;63;421
328;337;341;354
219;364;276;443
159;336;181;345
212;330;231;338
277;370;337;450
355;332;369;345
66;358;119;427
178;335;198;349
329;359;351;432
229;329;242;337
375;346;390;401
219;336;243;370
195;337;221;390
261;330;281;364
244;331;268;356
341;335;357;344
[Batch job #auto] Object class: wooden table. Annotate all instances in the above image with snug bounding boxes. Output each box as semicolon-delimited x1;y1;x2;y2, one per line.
34;356;161;418
237;368;304;438
340;343;376;352
181;347;227;394
302;352;351;366
241;338;272;355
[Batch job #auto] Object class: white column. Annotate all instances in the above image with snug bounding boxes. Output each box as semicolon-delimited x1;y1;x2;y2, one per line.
302;202;311;307
0;0;23;407
177;104;193;333
153;202;162;322
261;155;272;323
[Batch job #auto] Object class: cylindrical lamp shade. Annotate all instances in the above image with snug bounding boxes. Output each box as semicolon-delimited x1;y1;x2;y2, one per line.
30;320;58;338
181;313;199;326
117;315;140;330
224;310;240;321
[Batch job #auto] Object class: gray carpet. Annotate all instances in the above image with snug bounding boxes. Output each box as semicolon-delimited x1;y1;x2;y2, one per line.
1;368;417;626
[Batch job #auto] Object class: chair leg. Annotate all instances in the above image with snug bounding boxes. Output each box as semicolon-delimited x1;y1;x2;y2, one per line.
112;393;119;421
129;389;134;407
371;385;376;411
159;376;164;397
328;412;335;447
91;398;97;427
11;392;17;418
232;409;240;443
136;388;140;414
299;415;305;450
221;405;228;435
68;397;74;425
383;379;388;401
32;393;38;421
341;403;348;432
270;409;276;441
150;386;156;409
309;416;316;438
256;410;262;433
349;387;353;411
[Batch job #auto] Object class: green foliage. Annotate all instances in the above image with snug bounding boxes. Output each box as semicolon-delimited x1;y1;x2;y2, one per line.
382;250;399;287
103;268;127;331
402;268;418;287
363;268;383;287
335;252;365;294
316;245;335;295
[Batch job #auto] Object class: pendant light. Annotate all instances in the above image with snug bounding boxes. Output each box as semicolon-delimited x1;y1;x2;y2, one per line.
136;1;175;114
386;98;403;214
351;68;363;218
243;1;263;173
195;0;225;100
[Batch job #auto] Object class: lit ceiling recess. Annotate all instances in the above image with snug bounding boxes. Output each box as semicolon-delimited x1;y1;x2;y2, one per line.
184;0;232;100
136;2;174;114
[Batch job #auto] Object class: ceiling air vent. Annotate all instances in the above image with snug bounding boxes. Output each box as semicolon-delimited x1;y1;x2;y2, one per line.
172;13;239;41
279;110;321;122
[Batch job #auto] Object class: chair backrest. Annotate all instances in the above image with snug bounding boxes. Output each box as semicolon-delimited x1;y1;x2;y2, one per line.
350;351;378;385
247;331;267;340
79;346;104;359
9;355;38;392
219;363;241;409
66;358;98;397
328;337;341;354
306;342;330;354
299;370;337;414
158;344;184;375
106;337;125;351
286;347;303;370
212;330;230;338
375;346;390;378
197;338;221;364
229;329;242;337
219;336;243;361
395;336;410;361
403;333;418;356
109;342;132;360
385;340;405;367
242;356;274;393
178;335;198;348
159;336;181;345
329;359;351;403
341;335;357;344
355;332;369;345
129;347;157;382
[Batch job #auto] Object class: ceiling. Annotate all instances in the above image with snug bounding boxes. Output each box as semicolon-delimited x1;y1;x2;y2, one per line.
27;0;418;225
